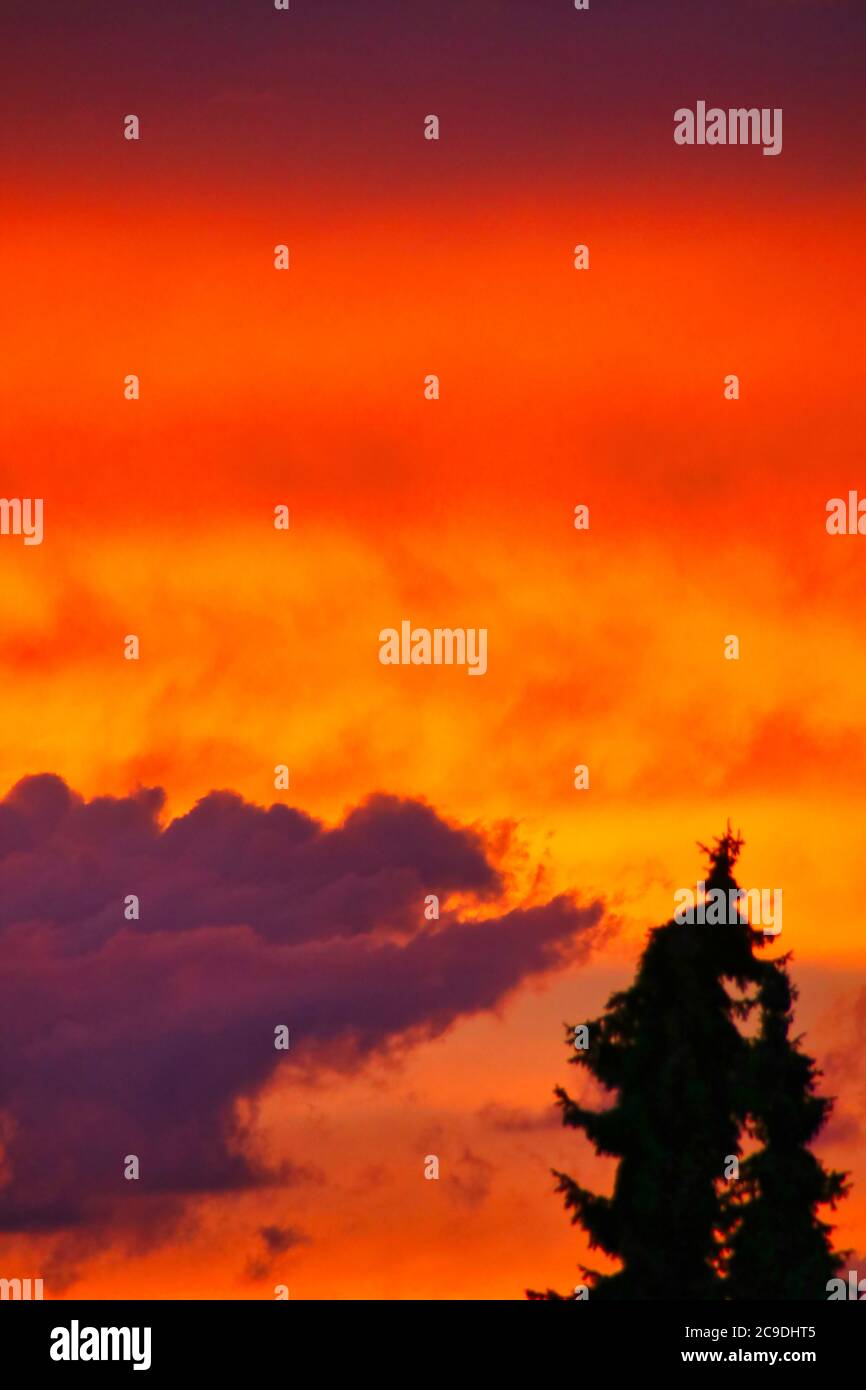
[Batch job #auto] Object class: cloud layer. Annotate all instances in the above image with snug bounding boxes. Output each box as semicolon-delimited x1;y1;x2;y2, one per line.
0;775;604;1240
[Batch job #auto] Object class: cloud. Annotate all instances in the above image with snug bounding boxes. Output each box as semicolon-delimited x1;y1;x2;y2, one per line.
259;1224;307;1256
449;1149;495;1210
477;1102;562;1134
817;987;866;1153
244;1223;310;1282
0;775;605;1250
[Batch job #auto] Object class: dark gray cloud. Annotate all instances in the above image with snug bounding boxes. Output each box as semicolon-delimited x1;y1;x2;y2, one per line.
0;775;605;1243
478;1102;563;1134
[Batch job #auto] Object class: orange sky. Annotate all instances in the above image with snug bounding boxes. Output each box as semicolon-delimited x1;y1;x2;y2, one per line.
2;0;865;1299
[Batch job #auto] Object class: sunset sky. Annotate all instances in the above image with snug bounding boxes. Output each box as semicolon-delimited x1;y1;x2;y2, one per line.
0;0;864;1298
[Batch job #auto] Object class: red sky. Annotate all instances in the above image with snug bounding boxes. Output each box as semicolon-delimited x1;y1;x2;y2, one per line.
1;0;864;1298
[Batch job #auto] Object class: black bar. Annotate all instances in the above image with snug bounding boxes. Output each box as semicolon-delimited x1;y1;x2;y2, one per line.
1;1298;862;1376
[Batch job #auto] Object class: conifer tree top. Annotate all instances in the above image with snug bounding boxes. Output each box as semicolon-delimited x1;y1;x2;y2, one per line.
532;829;849;1301
699;822;744;888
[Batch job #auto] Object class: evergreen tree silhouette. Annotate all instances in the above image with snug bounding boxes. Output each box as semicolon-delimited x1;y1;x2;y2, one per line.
724;958;849;1298
528;830;847;1300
